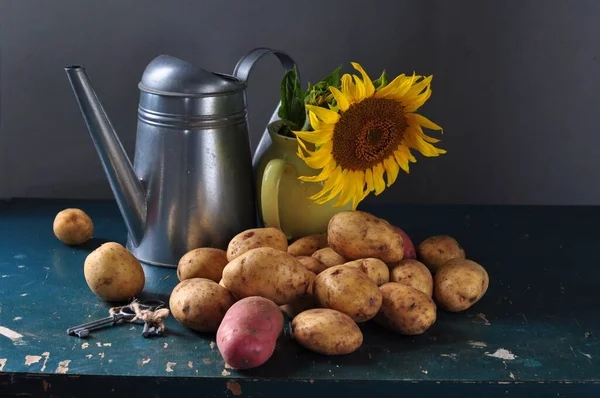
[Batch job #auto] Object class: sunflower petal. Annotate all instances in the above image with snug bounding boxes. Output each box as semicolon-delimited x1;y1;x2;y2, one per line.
410;113;443;132
328;86;350;112
403;87;431;112
298;160;336;182
294;129;334;145
365;168;375;193
405;134;447;158
393;149;410;173
302;142;333;169
341;74;357;103
309;166;342;200
352;74;366;102
383;156;400;187
351;62;375;98
305;104;340;126
334;170;356;207
315;169;346;204
373;163;386;195
375;72;417;99
403;76;433;102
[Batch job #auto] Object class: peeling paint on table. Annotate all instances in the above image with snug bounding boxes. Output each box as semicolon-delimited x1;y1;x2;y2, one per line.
0;199;599;397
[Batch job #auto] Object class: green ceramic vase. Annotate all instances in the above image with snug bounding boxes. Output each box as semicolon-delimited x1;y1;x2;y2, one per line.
255;120;352;240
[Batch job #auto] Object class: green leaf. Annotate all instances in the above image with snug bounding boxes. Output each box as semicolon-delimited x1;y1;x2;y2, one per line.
322;65;342;88
278;65;306;131
373;70;388;89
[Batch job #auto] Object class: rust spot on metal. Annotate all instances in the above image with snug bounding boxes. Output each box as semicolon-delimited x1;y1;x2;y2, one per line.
227;380;242;395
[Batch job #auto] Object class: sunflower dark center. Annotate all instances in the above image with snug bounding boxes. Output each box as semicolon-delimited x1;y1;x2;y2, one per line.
331;98;407;170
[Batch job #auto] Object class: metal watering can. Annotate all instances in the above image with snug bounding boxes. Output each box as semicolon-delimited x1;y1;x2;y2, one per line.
65;48;296;267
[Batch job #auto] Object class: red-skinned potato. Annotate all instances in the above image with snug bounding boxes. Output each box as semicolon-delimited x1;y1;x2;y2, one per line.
392;226;416;260
216;296;284;369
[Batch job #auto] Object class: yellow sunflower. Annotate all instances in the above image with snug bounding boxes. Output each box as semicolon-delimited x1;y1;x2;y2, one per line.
294;62;446;210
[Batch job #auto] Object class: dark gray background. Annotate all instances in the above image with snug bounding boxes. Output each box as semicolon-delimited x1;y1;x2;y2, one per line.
1;0;598;205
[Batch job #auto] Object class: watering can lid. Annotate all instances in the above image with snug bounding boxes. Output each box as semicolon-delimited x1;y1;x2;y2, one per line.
138;55;244;96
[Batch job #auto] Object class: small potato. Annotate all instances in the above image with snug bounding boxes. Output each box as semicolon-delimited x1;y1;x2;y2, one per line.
296;256;328;274
53;208;94;245
288;233;328;257
217;296;284;369
312;248;347;268
170;278;235;332
222;247;313;305
342;258;390;286
375;282;437;335
227;227;288;261
314;265;382;322
390;259;433;296
417;235;465;273
177;248;228;282
84;242;145;301
392;226;416;260
434;258;489;312
292;309;363;355
327;211;404;263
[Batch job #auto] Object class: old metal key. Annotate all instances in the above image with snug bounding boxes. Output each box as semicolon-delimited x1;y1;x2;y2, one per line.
66;307;136;337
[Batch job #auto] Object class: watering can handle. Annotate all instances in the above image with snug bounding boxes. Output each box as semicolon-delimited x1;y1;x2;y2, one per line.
233;47;298;82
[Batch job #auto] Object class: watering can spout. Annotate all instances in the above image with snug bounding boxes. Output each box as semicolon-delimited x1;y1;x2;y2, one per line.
64;65;146;246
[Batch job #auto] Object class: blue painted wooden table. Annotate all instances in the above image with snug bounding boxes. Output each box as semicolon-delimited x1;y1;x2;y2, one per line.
0;199;598;397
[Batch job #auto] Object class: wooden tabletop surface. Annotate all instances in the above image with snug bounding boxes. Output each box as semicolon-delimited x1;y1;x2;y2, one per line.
0;199;598;397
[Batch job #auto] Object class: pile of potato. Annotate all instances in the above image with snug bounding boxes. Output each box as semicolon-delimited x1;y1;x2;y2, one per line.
169;210;489;369
55;207;488;369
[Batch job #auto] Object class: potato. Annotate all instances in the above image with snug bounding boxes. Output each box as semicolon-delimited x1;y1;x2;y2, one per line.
53;208;94;245
177;248;228;282
389;259;433;296
342;258;390;286
292;309;363;355
222;247;313;305
217;296;284;369
374;282;437;335
83;242;145;301
417;235;465;273
227;227;288;261
296;256;328;274
312;247;347;268
280;295;318;318
288;233;328;256
434;258;489;312
170;278;235;332
327;211;404;263
392;226;416;259
313;265;382;322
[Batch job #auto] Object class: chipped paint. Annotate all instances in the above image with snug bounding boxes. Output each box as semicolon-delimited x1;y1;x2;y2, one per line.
24;355;42;366
85;354;93;359
40;352;50;371
227;380;242;396
141;358;151;366
81;343;89;349
96;342;102;347
441;353;458;360
468;341;487;348
108;359;113;363
485;348;518;360
99;352;105;359
166;362;176;372
1;275;8;278
163;342;169;348
585;332;591;338
476;313;491;326
0;358;7;371
0;325;25;345
20;293;28;297
582;353;592;359
103;343;112;347
188;361;193;368
55;360;71;374
210;341;215;349
14;254;26;259
13;317;22;321
222;369;231;376
18;265;25;269
202;358;212;365
509;371;516;380
421;369;428;374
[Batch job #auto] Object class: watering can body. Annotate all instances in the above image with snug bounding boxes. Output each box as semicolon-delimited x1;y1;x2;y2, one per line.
65;48;296;267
